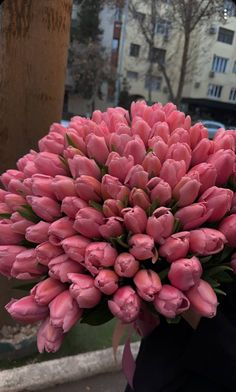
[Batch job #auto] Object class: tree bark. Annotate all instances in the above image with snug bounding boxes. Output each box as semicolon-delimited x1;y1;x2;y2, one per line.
0;0;73;172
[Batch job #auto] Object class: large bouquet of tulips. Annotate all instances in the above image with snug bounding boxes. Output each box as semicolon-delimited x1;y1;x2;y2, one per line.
1;101;236;353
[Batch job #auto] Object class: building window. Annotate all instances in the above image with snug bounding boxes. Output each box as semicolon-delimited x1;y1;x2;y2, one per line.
130;43;140;57
233;61;236;73
145;75;162;91
207;84;223;98
134;11;146;24
224;0;236;17
127;71;139;80
211;55;228;73
229;87;236;101
149;48;166;64
217;27;234;44
155;19;171;37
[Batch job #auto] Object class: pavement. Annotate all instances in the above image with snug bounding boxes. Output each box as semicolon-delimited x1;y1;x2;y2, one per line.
41;371;127;392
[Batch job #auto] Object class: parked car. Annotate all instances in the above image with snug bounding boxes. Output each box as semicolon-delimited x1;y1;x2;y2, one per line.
200;120;225;139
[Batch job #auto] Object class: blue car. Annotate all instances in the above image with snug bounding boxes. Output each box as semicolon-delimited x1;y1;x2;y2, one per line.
200;120;225;139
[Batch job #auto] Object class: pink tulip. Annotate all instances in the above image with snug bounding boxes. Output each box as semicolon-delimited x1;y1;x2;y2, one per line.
168;256;202;291
189;122;208;149
74;207;104;238
0;202;11;215
48;217;77;246
149;138;168;163
231;193;236;214
35;242;63;266
146;177;172;205
142;152;161;177
52;175;76;200
114;252;139;278
152;121;170;143
11;212;35;235
167;110;186;132
207;149;235;186
154;285;190;318
166;142;191;170
186;280;218;318
99;217;124;239
25;221;50;244
103;199;123;218
49;290;83;332
94;269;119;295
129;234;156;261
131;100;147;119
8;179;31;195
31;278;66;305
106;152;134;182
37;317;64;353
122;206;147;234
30;174;55;198
86;134;109;164
125;165;149;189
75;175;102;202
134;269;162;301
101;175;130;201
65;130;86;154
191;138;215;166
173;176;201;207
159;232;190;262
168;128;190;146
175;202;212;230
4;193;25;211
61;235;90;263
214;131;235;151
6;296;48;324
34;152;67;176
188;163;217;194
189;228;227;255
38;132;65;154
0;245;26;277
129;188;151;210
160;159;186;188
26;196;61;222
1;169;25;189
199;186;233;222
68;273;102;308
108;286;141;323
0;219;23;245
146;207;174;244
84;242;117;275
49;254;84;283
123;136;146;164
108;133;132;155
61;196;88;219
0;189;9;201
11;249;46;280
219;214;236;247
17;150;37;171
131;119;152;146
68;155;101;180
163;102;177;117
230;253;236;274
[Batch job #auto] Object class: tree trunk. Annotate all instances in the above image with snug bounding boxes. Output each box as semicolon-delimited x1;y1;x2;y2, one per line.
0;0;72;327
0;0;73;172
175;30;191;107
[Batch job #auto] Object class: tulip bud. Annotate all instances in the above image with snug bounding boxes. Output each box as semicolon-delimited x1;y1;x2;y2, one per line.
168;256;202;291
108;286;141;323
94;269;119;295
189;228;227;256
61;196;88;219
26;196;61;222
25;221;50;244
186;280;218;318
4;193;25;212
30;174;55;198
86;134;109;164
74;207;104;238
106;152;134;182
65;130;86;154
35;241;63;266
34;152;67;176
188;163;217;194
125;165;149;189
11;249;46;280
219;214;236;247
101;175;130;201
68;155;101;180
167;110;186;132
154;285;190;318
123;136;146;164
38;132;65;154
103;199;123;218
134;269;162;301
191;138;214;166
142;152;161;177
31;277;66;305
159;231;190;263
149;137;168;163
146;207;174;244
0;245;26;277
129;188;151;210
160;159;186;188
0;219;24;245
48;217;77;246
6;296;48;323
207;149;235;186
68;273;102;308
129;234;156;261
84;242;117;275
173;176;201;207
166;142;191;170
132;119;152;146
108;133;132;155
189;122;208;149
49;290;83;332
1;169;25;189
52;175;76;200
168;128;190;146
152;121;170;143
199;186;233;222
49;254;84;283
146;177;172;206
37;317;64;353
75;175;102;203
99;217;124;239
122;206;147;234
61;235;90;263
11;212;33;234
114;252;139;278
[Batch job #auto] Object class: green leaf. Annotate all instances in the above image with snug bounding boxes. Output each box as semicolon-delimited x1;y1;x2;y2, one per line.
214;288;227;296
207;265;233;276
203;275;220;288
147;199;159;216
101;164;108;177
81;301;114;326
115;235;129;249
20;239;37;248
218;246;234;263
166;315;181;324
121;195;129;208
199;255;212;264
173;218;181;233
17;205;40;223
146;147;153;154
65;133;78;148
89;200;103;212
158;267;169;281
0;213;12;219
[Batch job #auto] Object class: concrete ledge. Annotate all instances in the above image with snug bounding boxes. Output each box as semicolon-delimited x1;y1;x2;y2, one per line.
0;342;140;392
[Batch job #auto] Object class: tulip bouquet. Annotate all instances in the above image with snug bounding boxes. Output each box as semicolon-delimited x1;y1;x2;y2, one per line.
0;100;236;354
